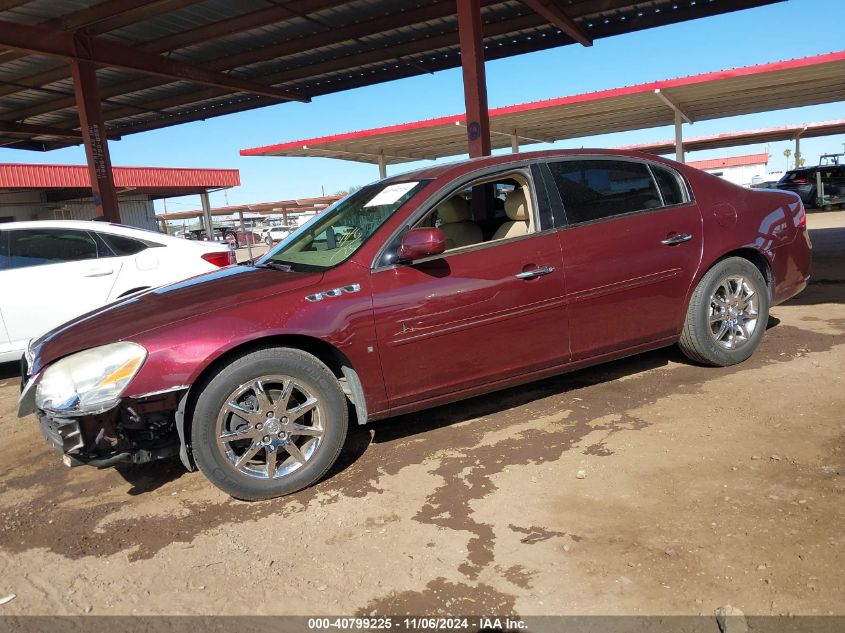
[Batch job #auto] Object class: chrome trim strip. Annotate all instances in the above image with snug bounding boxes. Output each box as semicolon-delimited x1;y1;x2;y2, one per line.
131;385;191;400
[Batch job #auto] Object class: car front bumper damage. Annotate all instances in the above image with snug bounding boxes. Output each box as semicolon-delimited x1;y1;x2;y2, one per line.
29;388;187;469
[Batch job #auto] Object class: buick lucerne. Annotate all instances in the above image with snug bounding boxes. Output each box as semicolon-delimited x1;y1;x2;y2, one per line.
19;150;811;500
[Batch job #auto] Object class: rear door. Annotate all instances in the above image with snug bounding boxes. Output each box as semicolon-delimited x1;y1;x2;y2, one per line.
0;227;122;348
543;158;703;359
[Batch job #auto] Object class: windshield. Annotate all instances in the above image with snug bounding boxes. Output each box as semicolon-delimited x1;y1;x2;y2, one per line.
258;180;427;271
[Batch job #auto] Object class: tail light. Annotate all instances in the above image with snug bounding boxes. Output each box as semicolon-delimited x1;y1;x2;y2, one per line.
201;251;236;267
791;178;810;185
796;201;807;231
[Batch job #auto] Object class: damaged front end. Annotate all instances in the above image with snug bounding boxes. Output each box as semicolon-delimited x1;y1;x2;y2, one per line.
35;389;185;468
20;341;186;469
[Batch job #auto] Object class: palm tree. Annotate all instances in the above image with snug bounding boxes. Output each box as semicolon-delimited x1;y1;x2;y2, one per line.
784;148;792;171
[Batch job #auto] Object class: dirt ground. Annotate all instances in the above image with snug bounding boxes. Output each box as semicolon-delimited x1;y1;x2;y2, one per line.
0;211;843;618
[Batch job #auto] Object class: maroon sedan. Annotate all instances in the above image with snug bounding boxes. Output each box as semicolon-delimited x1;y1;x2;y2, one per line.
19;150;811;500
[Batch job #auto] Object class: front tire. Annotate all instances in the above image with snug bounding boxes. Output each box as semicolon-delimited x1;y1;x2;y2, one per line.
679;257;770;366
191;347;348;500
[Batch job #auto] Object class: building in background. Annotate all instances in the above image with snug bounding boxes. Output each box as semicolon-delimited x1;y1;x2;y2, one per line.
687;153;775;187
0;164;239;231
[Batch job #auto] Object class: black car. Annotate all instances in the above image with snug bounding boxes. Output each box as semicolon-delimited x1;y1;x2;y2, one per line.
776;164;845;206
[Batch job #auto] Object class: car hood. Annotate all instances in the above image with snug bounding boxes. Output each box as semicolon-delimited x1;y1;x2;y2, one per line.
31;265;322;374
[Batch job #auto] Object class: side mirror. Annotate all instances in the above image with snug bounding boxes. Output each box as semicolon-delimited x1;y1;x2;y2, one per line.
397;227;446;262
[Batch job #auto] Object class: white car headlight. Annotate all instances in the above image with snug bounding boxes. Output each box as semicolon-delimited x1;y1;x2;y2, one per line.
35;343;147;415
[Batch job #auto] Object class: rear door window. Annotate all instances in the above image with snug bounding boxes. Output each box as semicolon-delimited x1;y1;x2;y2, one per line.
7;228;100;269
547;159;663;225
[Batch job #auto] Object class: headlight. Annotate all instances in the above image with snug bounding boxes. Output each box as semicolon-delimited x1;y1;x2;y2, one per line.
35;343;147;415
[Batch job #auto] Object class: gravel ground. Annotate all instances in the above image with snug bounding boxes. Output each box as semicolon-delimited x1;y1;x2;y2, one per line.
0;211;843;617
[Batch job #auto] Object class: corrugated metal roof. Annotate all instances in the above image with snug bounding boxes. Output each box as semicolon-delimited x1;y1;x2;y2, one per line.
622;119;845;155
689;153;769;170
0;0;782;150
241;51;845;164
0;163;240;189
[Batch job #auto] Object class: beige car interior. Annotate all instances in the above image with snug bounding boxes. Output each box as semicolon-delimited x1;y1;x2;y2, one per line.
491;185;532;240
437;195;483;250
427;175;535;252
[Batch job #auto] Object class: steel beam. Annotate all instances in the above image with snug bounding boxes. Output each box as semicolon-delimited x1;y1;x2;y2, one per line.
794;126;807;168
520;0;592;46
674;111;685;164
377;152;387;179
3;11;544;125
457;0;491;159
70;59;121;223
0;0;344;99
0;0;204;64
200;191;214;241
0;18;308;102
654;89;693;124
0;121;88;139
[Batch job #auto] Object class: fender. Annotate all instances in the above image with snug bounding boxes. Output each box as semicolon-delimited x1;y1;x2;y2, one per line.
173;348;370;471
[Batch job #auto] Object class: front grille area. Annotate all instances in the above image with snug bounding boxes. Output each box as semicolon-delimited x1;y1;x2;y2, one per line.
37;413;83;454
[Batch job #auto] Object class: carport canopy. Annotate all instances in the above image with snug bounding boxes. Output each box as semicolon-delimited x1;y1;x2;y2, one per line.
241;51;845;170
621;119;845;160
155;195;342;221
0;0;782;222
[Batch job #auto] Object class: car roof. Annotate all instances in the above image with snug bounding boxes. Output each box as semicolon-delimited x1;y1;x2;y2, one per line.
0;219;160;236
380;148;687;183
0;220;228;250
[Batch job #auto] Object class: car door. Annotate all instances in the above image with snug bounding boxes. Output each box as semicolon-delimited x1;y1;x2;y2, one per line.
0;227;122;349
543;158;703;360
370;171;568;408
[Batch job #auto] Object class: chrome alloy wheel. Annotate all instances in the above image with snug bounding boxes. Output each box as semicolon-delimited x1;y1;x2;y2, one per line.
215;375;324;480
708;275;760;350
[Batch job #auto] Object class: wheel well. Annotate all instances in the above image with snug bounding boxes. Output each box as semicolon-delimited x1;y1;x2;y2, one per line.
718;248;773;294
178;335;364;469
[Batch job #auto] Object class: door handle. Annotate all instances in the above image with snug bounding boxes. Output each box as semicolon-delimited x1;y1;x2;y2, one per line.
661;233;693;246
515;265;555;280
84;266;114;277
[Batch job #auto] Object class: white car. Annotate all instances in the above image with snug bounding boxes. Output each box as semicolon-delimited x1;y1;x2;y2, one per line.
263;226;293;245
0;220;235;363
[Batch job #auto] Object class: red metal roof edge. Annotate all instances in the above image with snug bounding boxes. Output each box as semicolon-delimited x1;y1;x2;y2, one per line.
0;163;240;189
240;50;845;156
620;119;845;151
688;152;770;170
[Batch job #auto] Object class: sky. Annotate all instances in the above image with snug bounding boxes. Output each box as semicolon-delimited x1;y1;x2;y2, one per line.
1;0;844;215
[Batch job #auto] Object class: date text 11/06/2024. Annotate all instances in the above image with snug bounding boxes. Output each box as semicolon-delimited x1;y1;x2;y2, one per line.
306;617;528;630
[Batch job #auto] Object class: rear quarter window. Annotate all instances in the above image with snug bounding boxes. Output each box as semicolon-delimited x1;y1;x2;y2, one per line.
650;164;687;205
99;233;149;256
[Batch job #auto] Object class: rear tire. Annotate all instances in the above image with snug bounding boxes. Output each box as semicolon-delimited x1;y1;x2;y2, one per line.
679;257;769;366
191;347;348;500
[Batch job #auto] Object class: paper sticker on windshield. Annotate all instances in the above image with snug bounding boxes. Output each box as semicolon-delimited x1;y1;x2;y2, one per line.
363;182;419;208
